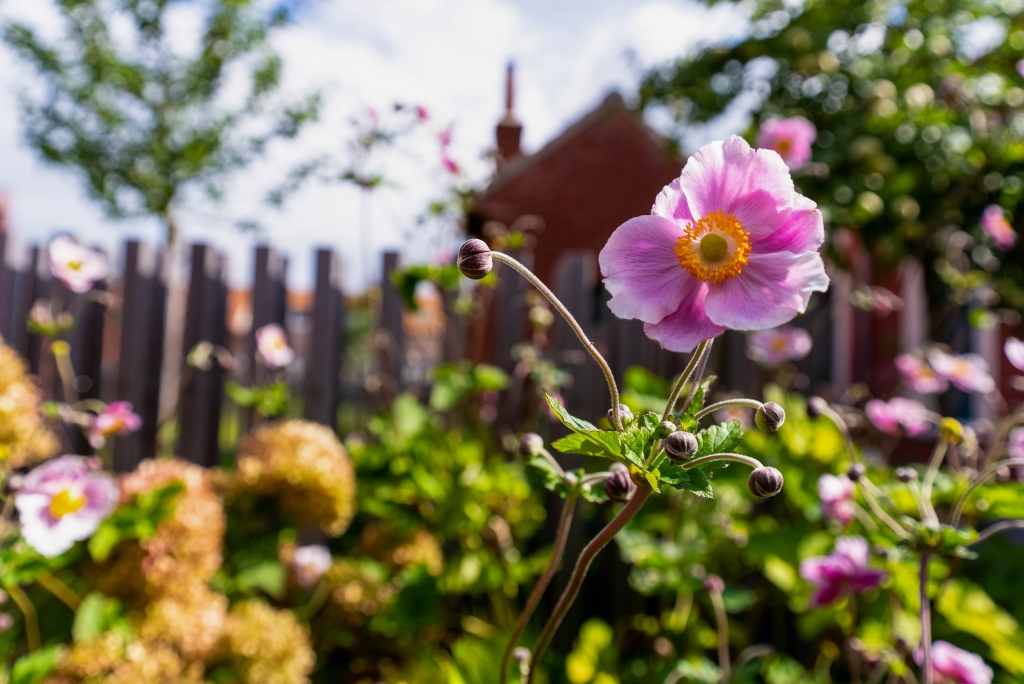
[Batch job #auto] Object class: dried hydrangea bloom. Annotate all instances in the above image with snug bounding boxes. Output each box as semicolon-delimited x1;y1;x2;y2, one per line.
222;600;315;684
48;236;109;294
138;583;228;662
980;204;1017;250
927;350;996;394
0;336;59;468
44;632;204;684
235;420;356;536
800;536;886;607
359;522;444;576
324;559;393;628
895;353;948;394
746;325;812;367
756;116;817;169
112;459;225;597
600;136;828;352
865;397;931;437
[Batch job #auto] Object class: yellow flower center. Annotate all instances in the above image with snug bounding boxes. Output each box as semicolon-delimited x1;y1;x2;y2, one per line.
775;138;792;155
50;488;87;519
673;211;751;284
67;260;83;271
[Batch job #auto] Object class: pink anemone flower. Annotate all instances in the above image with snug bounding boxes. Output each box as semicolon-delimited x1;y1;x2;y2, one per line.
49;236;109;294
865;397;931;437
88;402;142;449
293;544;333;589
818;474;855;526
756;117;817;170
928;350;996;394
916;641;993;684
256;324;295;369
599;136;829;353
980;205;1016;250
895;353;949;394
1006;337;1024;372
1009;427;1024;459
15;455;118;557
800;536;886;607
747;326;812;367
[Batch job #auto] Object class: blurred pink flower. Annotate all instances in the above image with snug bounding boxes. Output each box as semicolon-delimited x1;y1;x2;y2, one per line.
15;455;118;557
928;350;996;394
88;401;142;449
366;106;379;129
293;544;332;589
441;152;460;175
49;236;109;294
818;474;855;526
599;136;828;353
800;536;885;607
895;353;948;394
0;614;12;632
916;641;993;684
256;324;295;369
414;105;430;122
747;326;812;367
1006;337;1024;372
438;124;453;148
980;205;1016;250
865;397;931;436
1009;427;1024;459
757;117;817;170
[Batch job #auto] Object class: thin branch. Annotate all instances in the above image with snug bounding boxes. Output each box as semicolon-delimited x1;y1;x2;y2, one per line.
6;583;39;653
693;398;763;423
969;519;1024;546
682;452;764;471
709;589;731;684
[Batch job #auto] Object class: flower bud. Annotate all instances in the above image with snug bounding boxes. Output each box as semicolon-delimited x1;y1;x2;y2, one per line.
513;647;531;663
604;464;636;503
702;574;725;594
664;431;698;462
607;404;633;426
846;463;866;482
755;402;786;433
895;467;917;483
658;421;677;438
457;239;493;280
563;472;578;486
518;433;544;458
939;417;963;444
748;466;784;498
806;396;828;419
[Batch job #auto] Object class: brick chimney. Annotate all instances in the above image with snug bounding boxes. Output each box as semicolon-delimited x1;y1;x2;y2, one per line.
495;62;522;170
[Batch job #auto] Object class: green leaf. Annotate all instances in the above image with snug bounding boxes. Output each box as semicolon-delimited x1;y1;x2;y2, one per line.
88;481;184;562
544;393;599;432
695;420;744;460
685;375;717;414
527;454;566;492
73;592;124;644
550;432;620;459
234;561;286;599
659;465;714;498
11;645;64;684
618;424;654;468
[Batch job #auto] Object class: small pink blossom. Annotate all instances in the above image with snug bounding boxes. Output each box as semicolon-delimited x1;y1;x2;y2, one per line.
756;117;817;170
865;397;931;436
916;641;993;684
1005;337;1024;372
15;455;118;557
414;105;430;122
599;136;828;353
256;324;295;369
928;350;996;394
0;614;12;632
441;152;460;175
895;353;949;394
49;236;109;294
747;326;812;367
438;124;453;148
980;205;1016;250
800;536;886;607
88;402;142;449
818;474;855;526
293;544;333;589
366;106;379;129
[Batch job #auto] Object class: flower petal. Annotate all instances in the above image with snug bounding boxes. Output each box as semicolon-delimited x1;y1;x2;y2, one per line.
642;281;725;353
652;177;696;223
704;251;829;330
751;193;824;254
600;215;690;323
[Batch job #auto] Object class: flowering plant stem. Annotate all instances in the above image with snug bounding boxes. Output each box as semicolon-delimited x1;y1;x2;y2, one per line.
708;588;731;683
663;339;712;421
490;251;623;431
693;398;763;423
499;493;578;684
949;457;1024;526
37;572;81;610
526;482;652;682
920;551;933;684
5;583;39;652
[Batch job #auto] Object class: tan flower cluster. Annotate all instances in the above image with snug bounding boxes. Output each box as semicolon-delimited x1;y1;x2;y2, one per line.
221;600;315;684
0;335;58;468
45;632;205;684
138;583;228;661
323;559;394;627
235;420;356;536
359;523;444;576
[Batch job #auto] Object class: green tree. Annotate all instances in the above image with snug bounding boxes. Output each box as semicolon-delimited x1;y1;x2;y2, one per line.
3;0;319;244
639;0;1024;323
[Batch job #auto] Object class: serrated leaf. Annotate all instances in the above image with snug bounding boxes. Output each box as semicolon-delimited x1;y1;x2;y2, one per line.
659;465;714;498
550;432;621;459
645;470;661;493
544;393;599;432
695;420;744;460
685;375;718;414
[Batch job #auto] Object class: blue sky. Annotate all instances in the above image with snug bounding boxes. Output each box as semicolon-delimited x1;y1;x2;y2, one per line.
0;0;748;290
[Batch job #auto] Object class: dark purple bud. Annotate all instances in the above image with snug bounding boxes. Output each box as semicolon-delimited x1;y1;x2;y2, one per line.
703;574;725;594
806;396;828;419
847;463;866;482
518;433;543;458
755;402;786;433
604;465;637;503
748;466;784;498
457;239;492;280
607;404;633;425
664;431;698;462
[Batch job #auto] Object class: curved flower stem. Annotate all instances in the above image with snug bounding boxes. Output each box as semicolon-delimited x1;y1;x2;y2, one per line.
491;252;622;431
709;588;731;684
6;583;39;652
693;398;763;423
663;339;712;421
920;552;933;684
682;453;763;471
536;448;566;479
682;338;714;410
919;440;947;522
500;493;578;684
979;405;1024;469
968;519;1024;546
526;482;652;682
817;403;857;462
907;480;934;526
857;480;912;541
37;572;81;610
949;457;1024;526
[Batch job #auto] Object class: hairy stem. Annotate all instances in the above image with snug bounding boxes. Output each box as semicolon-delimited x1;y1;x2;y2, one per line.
682;453;764;471
949;457;1024;526
709;589;731;684
6;583;39;653
920;552;932;684
919;440;947;522
682;338;714;409
857;480;911;540
527;482;652;682
663;339;712;421
491;252;622;431
693;398;763;423
500;494;578;684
